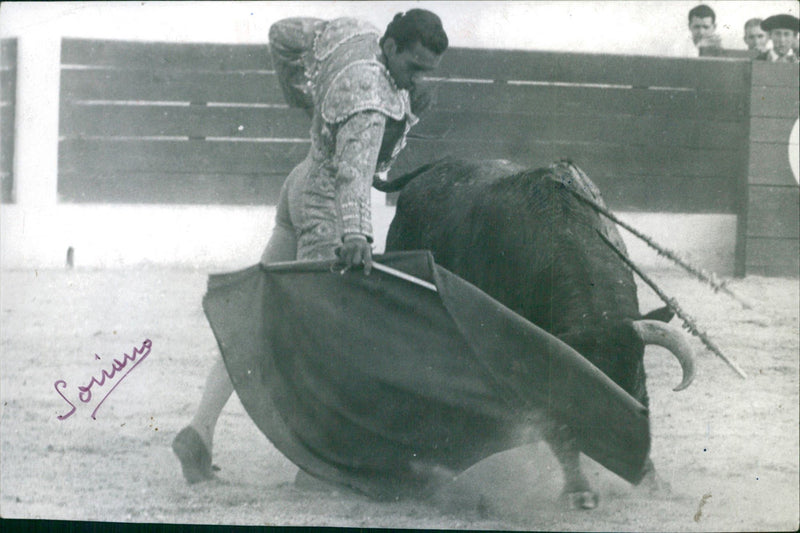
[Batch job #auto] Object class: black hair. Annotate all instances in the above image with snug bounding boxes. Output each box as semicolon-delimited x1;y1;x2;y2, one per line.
688;4;716;24
744;17;763;31
380;9;449;55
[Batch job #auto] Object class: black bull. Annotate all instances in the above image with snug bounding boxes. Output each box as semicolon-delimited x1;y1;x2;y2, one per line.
377;158;696;508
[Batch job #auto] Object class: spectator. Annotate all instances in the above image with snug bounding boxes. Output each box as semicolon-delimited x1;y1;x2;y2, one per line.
743;18;771;54
756;14;799;62
685;4;722;56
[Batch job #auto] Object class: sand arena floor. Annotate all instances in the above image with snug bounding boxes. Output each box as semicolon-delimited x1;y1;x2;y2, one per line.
0;265;797;531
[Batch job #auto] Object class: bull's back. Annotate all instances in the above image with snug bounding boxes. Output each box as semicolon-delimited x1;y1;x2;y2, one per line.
386;159;524;254
386;160;638;329
386;159;645;405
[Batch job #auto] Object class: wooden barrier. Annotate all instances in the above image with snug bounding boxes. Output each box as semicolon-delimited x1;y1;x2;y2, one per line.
744;61;799;277
393;48;750;215
58;39;308;204
54;38;797;276
1;39;16;203
700;47;756;59
58;39;751;214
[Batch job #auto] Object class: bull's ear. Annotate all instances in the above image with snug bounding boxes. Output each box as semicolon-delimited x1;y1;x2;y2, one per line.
641;306;674;323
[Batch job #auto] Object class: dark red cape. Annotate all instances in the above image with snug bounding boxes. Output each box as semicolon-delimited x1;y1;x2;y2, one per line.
203;251;649;499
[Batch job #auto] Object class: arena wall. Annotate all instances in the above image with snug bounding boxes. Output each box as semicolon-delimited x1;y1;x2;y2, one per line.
0;37;796;277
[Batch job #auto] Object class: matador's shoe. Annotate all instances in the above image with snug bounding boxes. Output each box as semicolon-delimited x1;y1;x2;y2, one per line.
172;426;216;484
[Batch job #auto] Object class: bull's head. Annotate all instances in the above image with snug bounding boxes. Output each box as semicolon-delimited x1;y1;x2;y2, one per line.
558;317;695;405
631;319;695;391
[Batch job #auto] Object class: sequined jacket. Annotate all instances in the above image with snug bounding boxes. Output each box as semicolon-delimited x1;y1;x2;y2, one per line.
269;17;418;241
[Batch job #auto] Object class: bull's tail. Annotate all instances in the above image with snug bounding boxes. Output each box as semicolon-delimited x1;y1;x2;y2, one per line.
372;156;452;193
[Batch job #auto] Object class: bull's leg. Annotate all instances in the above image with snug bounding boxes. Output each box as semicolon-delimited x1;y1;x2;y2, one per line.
639;458;672;494
546;425;599;510
412;462;489;518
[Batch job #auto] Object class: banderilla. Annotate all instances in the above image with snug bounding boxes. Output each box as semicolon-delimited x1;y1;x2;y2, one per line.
568;189;754;310
596;230;747;380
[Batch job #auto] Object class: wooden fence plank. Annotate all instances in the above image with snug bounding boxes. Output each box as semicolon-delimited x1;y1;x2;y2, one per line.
436;48;751;92
54;40;752;217
1;106;13;174
0;172;10;203
749;117;797;143
59;138;308;175
0;38;16;68
592;175;737;212
745;58;798;277
385;159;736;212
60;70;747;119
60;69;284;104
746;186;800;239
700;48;755;59
432;82;747;121
748;142;798;186
61;38;273;72
58;172;285;204
751;61;800;88
61;40;755;93
60;103;745;150
56;138;742;211
392;138;744;180
415;110;745;151
745;237;800;276
1;38;15;204
60;104;311;139
750;87;800;118
388;160;738;214
0;71;14;102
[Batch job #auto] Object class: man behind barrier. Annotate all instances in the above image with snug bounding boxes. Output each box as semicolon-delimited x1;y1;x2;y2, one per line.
685;4;723;56
743;18;771;55
756;14;799;63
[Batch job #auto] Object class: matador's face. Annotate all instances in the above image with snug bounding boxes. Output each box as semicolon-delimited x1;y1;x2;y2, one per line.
383;39;442;91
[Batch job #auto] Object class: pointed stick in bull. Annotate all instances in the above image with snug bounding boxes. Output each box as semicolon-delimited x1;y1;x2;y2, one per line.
568;190;754;310
596;230;748;380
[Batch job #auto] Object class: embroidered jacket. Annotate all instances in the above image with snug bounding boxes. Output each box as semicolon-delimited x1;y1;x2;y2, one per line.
269;17;418;241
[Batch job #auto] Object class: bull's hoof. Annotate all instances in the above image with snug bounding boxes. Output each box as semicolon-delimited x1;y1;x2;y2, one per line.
561;490;599;510
639;460;671;495
640;471;672;495
431;482;489;518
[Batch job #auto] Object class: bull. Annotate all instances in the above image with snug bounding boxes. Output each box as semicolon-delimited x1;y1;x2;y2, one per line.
376;158;695;509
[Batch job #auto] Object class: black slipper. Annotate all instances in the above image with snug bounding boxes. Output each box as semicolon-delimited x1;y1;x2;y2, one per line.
172;426;215;484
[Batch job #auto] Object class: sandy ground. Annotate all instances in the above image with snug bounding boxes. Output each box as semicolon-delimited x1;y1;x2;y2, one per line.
0;264;797;531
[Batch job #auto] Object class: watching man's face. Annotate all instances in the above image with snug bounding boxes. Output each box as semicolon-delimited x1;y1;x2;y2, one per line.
769;28;798;56
744;25;769;52
689;16;716;45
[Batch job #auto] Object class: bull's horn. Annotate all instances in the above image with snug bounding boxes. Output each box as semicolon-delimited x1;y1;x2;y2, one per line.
632;320;695;392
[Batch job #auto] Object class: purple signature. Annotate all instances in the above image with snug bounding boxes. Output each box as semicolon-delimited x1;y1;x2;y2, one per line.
55;339;152;420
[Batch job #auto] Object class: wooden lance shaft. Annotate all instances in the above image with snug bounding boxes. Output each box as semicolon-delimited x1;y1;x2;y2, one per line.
596;230;747;380
569;189;754;310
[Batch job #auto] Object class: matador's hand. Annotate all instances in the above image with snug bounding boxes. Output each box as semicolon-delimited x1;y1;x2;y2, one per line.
335;234;373;275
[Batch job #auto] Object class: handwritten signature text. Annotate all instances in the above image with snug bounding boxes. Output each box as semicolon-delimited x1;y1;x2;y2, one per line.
55;339;152;420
